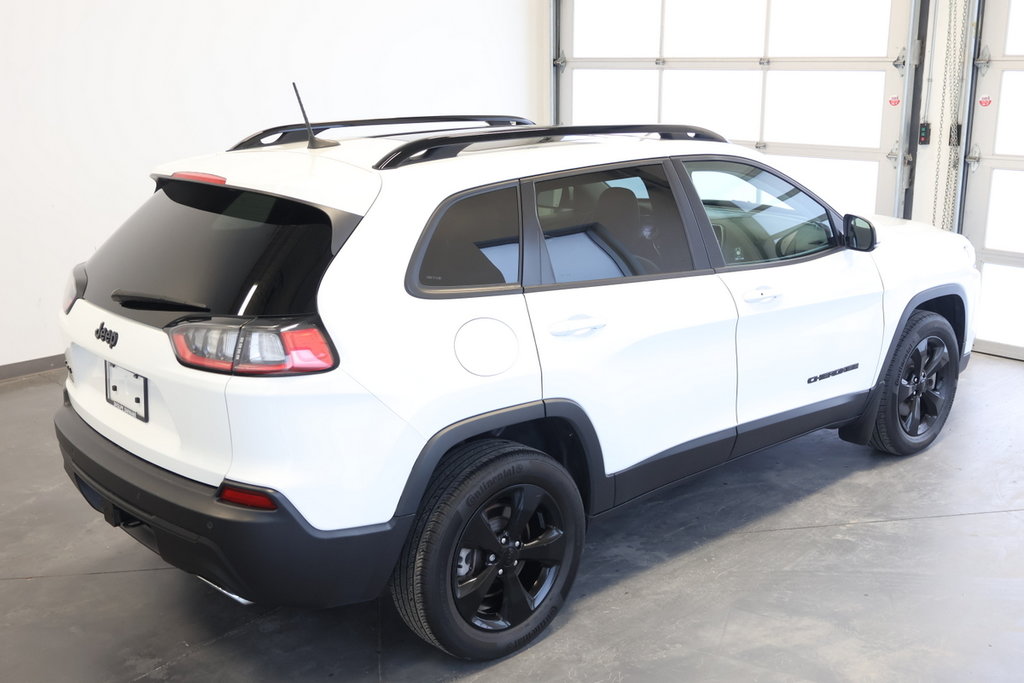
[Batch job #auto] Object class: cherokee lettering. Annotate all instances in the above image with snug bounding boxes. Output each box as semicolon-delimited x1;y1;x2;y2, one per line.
807;363;859;384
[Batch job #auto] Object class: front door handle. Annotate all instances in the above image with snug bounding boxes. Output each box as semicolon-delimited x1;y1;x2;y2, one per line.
549;315;607;337
743;286;781;303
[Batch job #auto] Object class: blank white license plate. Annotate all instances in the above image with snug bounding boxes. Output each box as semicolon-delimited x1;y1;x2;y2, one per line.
105;362;149;423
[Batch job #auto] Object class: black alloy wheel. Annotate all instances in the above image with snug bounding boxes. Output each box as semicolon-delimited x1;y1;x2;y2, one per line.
391;439;585;660
452;483;566;631
871;310;960;455
896;335;953;438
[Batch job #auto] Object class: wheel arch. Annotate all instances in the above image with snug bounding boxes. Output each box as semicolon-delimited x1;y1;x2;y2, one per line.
394;400;613;520
839;284;968;445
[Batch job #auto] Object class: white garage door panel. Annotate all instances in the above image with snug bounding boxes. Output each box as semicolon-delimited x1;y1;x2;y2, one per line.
572;0;660;58
763;71;886;148
560;0;913;216
571;69;659;123
661;70;763;141
662;1;765;58
976;264;1024;348
994;71;1024;155
768;0;892;57
962;0;1024;360
984;169;1024;253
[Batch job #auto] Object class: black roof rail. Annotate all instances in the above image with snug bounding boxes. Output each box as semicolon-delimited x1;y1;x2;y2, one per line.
372;124;728;170
229;115;535;151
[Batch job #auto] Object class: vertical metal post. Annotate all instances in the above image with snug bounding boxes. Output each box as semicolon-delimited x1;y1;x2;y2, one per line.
955;0;985;234
551;0;562;125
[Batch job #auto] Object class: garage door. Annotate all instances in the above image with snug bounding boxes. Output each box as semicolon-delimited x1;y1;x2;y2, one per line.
962;0;1024;360
558;0;914;216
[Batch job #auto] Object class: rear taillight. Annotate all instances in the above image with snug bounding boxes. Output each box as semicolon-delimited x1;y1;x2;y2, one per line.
168;318;335;375
63;263;88;314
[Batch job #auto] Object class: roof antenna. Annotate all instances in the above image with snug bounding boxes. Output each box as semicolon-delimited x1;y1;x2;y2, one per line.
292;82;339;149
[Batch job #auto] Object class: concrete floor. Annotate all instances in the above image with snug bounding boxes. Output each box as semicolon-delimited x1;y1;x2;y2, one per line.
1;354;1022;682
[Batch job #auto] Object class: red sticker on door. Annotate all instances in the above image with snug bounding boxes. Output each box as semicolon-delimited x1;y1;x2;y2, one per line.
979;95;993;107
889;96;901;106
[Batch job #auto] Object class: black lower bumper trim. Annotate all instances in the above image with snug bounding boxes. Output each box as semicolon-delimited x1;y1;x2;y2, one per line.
54;401;412;608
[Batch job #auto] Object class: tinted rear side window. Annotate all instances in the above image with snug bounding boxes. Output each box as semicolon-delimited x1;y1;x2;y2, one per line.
84;181;337;326
417;186;520;289
534;164;694;284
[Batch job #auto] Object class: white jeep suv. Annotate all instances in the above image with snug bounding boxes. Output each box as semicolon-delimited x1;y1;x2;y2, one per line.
55;116;980;659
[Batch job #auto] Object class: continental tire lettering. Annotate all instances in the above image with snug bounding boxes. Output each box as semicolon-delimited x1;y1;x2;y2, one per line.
466;463;524;508
807;363;859;384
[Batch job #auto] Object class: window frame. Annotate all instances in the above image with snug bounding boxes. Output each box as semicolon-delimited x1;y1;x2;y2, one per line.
520;158;713;292
405;181;524;299
672;155;846;272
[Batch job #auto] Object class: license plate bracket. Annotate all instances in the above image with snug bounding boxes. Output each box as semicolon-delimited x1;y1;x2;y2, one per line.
105;361;149;423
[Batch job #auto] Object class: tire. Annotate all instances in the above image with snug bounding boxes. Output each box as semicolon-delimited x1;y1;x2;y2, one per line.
870;311;959;455
390;439;585;660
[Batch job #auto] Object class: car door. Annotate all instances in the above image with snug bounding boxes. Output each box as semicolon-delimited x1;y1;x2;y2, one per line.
677;157;884;454
521;161;738;501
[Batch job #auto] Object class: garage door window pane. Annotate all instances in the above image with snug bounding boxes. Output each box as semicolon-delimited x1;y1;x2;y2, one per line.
572;70;660;124
977;264;1024;346
1008;0;1024;55
573;0;661;58
994;71;1024;156
764;71;884;147
984;169;1024;253
661;71;762;141
663;0;767;58
768;156;879;215
768;0;891;57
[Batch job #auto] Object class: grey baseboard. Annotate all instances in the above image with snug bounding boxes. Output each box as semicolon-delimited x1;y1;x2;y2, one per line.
0;355;64;382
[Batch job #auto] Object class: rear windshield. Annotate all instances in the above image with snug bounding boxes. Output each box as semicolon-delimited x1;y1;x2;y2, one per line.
84;181;340;327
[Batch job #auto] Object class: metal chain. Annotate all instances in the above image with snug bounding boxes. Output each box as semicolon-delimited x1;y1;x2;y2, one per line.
931;0;971;232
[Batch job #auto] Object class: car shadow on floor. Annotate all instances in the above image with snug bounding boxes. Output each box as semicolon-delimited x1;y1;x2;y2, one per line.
141;429;907;681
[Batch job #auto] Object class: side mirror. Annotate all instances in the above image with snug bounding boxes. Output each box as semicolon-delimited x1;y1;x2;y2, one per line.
844;215;877;252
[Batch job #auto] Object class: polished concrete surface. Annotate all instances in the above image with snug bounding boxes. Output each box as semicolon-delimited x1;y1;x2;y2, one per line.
2;354;1022;681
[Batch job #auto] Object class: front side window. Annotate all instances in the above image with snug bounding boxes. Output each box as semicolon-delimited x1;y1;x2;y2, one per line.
683;160;835;265
418;186;520;288
534;164;693;284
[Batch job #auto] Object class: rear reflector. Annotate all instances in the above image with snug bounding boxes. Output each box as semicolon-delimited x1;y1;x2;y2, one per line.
171;171;227;185
218;485;278;510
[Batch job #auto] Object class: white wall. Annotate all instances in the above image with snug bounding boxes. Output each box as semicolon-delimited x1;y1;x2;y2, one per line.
0;0;551;368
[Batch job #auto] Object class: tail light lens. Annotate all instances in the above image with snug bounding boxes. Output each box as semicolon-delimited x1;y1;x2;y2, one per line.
169;318;335;375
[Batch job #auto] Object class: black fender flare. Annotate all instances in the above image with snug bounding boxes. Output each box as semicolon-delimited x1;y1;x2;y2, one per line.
393;399;613;518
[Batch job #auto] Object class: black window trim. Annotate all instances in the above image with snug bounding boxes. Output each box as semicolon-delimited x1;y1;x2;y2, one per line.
519;158;712;291
671;155;846;273
405;180;524;299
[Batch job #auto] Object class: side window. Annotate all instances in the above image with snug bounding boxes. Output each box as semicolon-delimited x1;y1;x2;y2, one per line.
534;164;693;284
682;160;835;265
418;187;520;288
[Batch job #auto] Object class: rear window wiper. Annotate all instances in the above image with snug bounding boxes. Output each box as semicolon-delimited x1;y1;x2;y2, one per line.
111;289;211;312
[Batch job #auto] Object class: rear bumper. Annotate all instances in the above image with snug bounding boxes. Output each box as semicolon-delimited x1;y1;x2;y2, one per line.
54;396;413;607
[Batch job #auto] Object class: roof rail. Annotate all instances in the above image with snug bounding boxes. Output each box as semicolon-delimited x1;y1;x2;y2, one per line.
229;115;535;151
372;124;728;170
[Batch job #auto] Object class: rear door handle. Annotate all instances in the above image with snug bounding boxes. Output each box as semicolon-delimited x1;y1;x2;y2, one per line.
743;286;781;303
549;315;607;337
